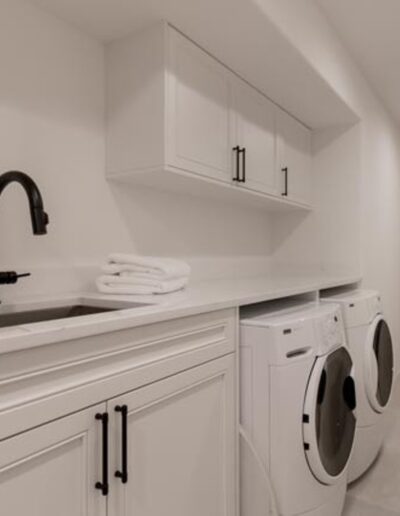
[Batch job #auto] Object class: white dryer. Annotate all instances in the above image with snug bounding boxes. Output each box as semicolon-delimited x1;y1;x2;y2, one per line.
321;290;395;482
240;301;356;516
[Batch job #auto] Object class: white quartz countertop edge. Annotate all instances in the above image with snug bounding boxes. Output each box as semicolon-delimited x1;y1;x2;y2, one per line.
0;273;361;355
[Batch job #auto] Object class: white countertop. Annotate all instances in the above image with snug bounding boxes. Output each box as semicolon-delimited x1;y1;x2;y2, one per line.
0;272;361;355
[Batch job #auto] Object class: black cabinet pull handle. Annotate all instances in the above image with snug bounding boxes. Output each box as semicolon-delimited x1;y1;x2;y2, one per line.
232;146;241;181
115;405;128;484
281;167;288;196
233;146;246;183
239;147;246;183
95;412;109;496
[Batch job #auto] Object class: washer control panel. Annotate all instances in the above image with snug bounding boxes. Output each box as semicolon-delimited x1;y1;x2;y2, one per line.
318;308;344;353
321;290;382;328
369;293;381;318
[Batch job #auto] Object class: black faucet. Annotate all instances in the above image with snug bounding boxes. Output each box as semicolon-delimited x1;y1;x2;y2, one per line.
0;171;49;285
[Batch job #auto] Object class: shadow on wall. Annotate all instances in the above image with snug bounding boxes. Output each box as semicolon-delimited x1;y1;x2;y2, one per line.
270;209;313;259
269;122;361;275
313;122;362;274
109;182;273;257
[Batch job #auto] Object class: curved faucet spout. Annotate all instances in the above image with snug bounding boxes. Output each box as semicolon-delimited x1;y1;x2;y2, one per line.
0;171;49;234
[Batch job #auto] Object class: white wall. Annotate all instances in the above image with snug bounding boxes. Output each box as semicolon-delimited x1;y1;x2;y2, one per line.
2;0;400;362
0;0;128;282
359;108;400;326
271;122;362;277
0;0;273;300
260;0;400;360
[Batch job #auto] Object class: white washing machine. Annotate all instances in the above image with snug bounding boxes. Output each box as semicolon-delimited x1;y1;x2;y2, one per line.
321;290;395;482
240;301;356;516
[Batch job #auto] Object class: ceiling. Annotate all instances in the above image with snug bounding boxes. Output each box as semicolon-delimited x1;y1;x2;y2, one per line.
24;0;358;128
318;0;400;123
26;0;400;124
29;0;162;41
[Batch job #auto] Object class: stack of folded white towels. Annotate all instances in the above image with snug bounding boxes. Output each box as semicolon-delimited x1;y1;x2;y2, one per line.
96;254;191;295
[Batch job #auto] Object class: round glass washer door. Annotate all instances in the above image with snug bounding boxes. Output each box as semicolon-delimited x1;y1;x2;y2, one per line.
303;347;357;485
365;316;394;413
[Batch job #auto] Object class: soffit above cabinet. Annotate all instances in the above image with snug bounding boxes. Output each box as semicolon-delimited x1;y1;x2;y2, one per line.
26;0;358;129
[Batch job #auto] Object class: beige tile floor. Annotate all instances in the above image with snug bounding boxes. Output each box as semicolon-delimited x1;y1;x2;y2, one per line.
343;377;400;515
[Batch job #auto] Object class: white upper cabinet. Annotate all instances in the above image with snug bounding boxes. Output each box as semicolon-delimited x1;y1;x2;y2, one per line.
276;109;312;205
232;78;276;195
106;22;312;210
167;29;233;183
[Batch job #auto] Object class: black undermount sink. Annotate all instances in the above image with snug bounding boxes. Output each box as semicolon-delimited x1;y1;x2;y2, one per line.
0;299;151;328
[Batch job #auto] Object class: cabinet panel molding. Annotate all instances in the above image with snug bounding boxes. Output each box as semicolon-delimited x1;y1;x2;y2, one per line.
276;108;312;205
0;309;236;440
106;22;312;212
233;78;277;195
108;355;237;516
167;27;233;182
0;404;106;516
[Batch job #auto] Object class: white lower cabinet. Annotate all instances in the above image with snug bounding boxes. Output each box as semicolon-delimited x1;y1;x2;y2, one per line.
0;403;106;516
108;355;236;516
0;354;236;516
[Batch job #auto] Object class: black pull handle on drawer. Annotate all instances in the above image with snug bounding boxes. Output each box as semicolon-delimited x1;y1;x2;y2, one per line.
232;146;241;181
95;412;109;496
115;405;128;484
281;167;288;196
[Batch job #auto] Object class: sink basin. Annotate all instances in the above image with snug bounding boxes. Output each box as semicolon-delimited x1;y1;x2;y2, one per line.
0;297;151;328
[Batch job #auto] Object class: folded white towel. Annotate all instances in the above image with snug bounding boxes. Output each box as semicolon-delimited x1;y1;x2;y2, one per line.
96;275;188;295
102;264;188;282
107;254;191;279
98;274;188;289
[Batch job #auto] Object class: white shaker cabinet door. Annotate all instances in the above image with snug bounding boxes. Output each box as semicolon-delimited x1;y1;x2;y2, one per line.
233;79;276;194
276;108;312;205
0;404;107;516
108;355;237;516
167;28;233;183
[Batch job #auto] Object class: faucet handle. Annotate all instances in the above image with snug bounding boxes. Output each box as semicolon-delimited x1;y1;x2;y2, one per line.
0;271;31;284
16;272;31;280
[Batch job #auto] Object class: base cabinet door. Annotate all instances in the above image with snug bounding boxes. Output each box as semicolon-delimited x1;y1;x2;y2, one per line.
108;355;236;516
233;79;276;195
276;108;312;205
0;404;107;516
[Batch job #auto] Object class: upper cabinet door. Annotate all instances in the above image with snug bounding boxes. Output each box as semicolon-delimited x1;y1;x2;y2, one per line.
167;29;233;183
108;355;236;516
276;108;312;205
0;404;106;516
233;79;277;195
